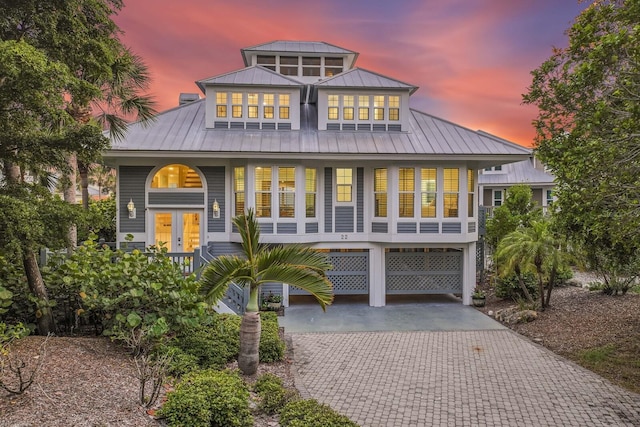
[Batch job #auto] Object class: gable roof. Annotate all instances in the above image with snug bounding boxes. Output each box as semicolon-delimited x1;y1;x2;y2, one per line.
196;66;303;92
241;41;359;69
315;68;418;94
104;100;531;167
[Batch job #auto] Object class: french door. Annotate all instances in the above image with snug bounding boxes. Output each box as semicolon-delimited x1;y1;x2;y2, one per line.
153;210;202;252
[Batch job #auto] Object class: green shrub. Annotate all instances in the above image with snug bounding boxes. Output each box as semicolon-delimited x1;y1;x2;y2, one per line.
494;272;538;301
42;237;213;337
259;312;285;362
156;346;199;377
254;373;294;415
159;369;252;427
0;255;33;327
280;399;359;427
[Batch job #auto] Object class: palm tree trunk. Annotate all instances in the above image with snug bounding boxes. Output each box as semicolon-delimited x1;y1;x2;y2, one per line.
546;267;557;308
515;266;534;304
238;311;261;375
78;161;90;210
63;153;78;250
537;270;546;310
23;248;55;335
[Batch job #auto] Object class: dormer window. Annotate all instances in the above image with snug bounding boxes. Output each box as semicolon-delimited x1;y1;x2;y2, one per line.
257;55;276;71
358;96;369;120
389;96;400;121
374;96;385;120
325;57;343;76
263;93;274;119
279;94;290;119
303;57;321;76
248;93;259;118
328;95;339;120
280;56;298;76
343;96;354;120
216;93;227;118
232;93;243;118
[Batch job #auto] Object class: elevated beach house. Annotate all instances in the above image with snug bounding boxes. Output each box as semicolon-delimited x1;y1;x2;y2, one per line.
104;41;530;308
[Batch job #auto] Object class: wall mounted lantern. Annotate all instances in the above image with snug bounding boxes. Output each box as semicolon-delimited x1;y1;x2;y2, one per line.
212;199;220;219
127;198;136;219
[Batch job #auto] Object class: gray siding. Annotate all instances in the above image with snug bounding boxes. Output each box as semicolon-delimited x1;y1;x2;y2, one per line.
397;222;417;234
204;242;243;258
356;167;364;232
261;283;283;299
371;222;388;233
119;166;153;233
420;223;439;234
277;223;297;234
200;166;226;233
305;222;319;233
261;223;274;234
148;192;204;205
324;168;332;232
442;223;462;234
468;222;476;233
335;206;354;232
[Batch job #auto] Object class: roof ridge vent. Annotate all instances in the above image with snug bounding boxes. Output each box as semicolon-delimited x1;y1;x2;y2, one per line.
179;93;200;105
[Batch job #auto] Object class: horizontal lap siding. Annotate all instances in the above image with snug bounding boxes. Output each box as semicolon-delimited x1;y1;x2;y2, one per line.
119;166;153;233
397;222;417;234
335;207;354;232
200;166;226;233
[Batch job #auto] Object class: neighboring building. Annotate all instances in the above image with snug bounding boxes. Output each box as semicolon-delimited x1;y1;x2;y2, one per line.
478;155;555;215
103;40;530;307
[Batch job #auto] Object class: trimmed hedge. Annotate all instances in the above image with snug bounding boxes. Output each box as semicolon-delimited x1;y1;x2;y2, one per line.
254;372;295;415
158;369;252;427
280;399;360;427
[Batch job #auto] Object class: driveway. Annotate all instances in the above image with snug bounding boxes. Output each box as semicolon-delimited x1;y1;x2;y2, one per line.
282;300;640;426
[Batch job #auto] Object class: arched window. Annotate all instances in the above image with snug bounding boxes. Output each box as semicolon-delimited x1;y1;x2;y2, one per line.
151;164;202;189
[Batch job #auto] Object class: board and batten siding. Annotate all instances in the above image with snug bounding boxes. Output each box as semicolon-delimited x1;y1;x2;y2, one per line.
357;168;364;233
119;166;153;233
324;167;333;233
199;166;226;233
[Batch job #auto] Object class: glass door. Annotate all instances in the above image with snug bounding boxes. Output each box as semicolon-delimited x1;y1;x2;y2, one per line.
154;210;201;252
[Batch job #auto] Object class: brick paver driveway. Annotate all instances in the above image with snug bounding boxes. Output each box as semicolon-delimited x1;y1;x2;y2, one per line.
290;330;640;426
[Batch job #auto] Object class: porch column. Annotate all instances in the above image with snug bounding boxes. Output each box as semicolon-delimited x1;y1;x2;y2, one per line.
462;242;477;305
369;246;385;307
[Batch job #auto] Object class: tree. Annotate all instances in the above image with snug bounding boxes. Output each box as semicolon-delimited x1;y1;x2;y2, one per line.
485;184;542;250
495;219;566;310
200;210;334;375
523;0;640;271
89;164;116;199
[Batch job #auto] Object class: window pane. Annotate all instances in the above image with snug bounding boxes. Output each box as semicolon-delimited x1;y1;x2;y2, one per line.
255;167;272;218
248;93;258;105
444;168;459;217
444;168;459;192
264;106;274;119
325;67;342;77
328;107;339;120
279;94;290;106
257;55;275;64
444;194;458;217
232;93;243;104
421;194;436;217
399;193;414;217
151;164;202;189
279;107;289;119
302;67;320;76
343;96;354;107
374;168;387;217
232;105;242;118
278;167;295;218
421;168;437;218
374;108;384;120
216;93;227;104
374;168;387;192
467;169;475;217
389;108;399;121
325;57;343;66
280;66;298;75
305;168;316;218
280;56;298;65
328;95;339;107
388;96;400;108
336;168;352;202
374;96;385;107
263;94;274;105
248;105;258;118
234;167;245;216
343;107;354;120
398;168;415;192
375;193;387;217
217;105;227;118
302;57;321;65
359;108;369;120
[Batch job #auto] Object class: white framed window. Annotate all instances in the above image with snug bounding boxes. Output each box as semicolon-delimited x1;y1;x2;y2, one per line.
343;95;354;120
336;168;353;203
468;169;475;218
263;94;274;119
546;189;553;206
373;95;385;120
216;92;227;118
279;94;290;120
389;95;400;121
493;189;503;207
233;167;245;216
255;167;272;218
328;95;339;120
305;168;317;218
444;168;459;218
325;57;343;77
232;92;243;118
248;93;259;119
358;95;369;120
257;55;276;71
279;56;298;76
302;57;321;76
398;168;415;217
278;167;295;218
374;168;387;217
421;168;437;218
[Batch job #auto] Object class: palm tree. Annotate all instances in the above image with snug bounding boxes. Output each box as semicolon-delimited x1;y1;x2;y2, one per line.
496;219;563;310
200;209;334;375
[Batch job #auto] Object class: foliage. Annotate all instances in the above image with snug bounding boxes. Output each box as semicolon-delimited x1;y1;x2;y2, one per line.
523;0;640;278
494;272;538;301
280;399;360;427
581;245;639;296
200;209;332;375
156;346;200;377
495;219;568;309
42;237;212;337
158;369;253;427
254;373;296;415
168;315;241;371
78;196;117;243
259;311;285;362
579;344;617;366
485;184;542;250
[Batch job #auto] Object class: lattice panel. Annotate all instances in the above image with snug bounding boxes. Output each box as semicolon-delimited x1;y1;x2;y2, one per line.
291;251;369;295
328;255;368;272
386;275;461;293
386;252;463;294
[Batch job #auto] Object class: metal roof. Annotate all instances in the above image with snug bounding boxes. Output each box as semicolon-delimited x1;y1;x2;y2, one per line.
196;66;303;92
242;40;355;55
105;99;531;163
478;159;555;186
315;68;418;94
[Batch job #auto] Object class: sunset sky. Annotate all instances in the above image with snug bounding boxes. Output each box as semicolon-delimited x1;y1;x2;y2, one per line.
113;0;587;147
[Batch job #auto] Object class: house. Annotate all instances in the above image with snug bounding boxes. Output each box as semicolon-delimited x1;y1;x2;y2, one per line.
478;155;555;215
103;40;531;308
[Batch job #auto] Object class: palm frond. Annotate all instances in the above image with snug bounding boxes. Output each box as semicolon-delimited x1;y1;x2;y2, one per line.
200;255;252;303
233;209;262;262
257;244;332;275
259;263;333;310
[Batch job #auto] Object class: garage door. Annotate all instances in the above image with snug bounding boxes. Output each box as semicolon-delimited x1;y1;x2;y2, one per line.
290;250;369;295
385;250;463;294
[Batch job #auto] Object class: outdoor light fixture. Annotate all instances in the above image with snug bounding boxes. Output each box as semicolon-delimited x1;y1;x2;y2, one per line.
212;199;220;218
127;198;136;219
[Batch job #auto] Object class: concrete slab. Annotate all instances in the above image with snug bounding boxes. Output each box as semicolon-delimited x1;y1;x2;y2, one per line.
279;294;505;333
